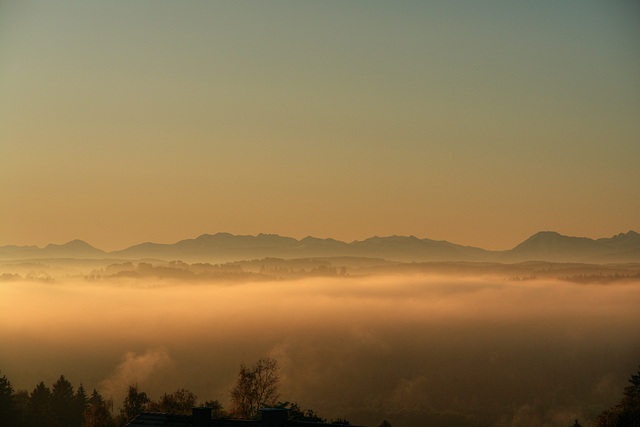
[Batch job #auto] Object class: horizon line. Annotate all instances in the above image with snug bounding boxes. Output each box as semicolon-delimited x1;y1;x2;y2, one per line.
3;229;638;254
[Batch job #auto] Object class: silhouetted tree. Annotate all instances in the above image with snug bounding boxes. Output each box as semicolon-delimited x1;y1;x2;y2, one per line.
378;420;392;427
148;388;196;415
28;381;53;427
13;389;29;427
0;371;18;425
596;365;640;427
570;420;582;427
51;375;76;427
116;384;149;425
86;389;115;427
73;383;89;426
231;358;279;419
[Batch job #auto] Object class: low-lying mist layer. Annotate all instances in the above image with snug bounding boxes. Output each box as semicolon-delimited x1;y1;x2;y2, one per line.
1;271;639;426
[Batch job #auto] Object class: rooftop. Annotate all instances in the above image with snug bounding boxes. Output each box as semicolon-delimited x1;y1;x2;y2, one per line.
125;408;364;427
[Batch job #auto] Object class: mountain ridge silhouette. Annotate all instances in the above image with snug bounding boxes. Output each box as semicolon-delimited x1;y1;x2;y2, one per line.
1;231;638;263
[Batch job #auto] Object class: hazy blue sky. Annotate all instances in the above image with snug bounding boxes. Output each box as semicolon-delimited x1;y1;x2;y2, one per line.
1;1;639;250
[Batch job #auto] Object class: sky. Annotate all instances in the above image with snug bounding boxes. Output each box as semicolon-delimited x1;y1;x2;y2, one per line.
1;1;639;251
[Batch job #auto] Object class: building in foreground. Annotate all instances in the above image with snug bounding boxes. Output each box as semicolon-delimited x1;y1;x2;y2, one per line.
125;408;365;427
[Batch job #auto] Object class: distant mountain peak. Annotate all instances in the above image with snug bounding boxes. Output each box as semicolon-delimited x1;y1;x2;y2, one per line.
195;233;215;239
506;230;640;262
358;235;420;244
45;239;98;249
618;230;639;238
515;231;594;247
39;239;106;257
527;231;562;239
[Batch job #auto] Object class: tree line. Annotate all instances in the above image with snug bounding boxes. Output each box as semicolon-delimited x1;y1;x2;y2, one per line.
0;358;357;426
0;373;112;427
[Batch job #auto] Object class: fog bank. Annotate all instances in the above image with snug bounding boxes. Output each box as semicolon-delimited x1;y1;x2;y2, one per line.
1;274;639;426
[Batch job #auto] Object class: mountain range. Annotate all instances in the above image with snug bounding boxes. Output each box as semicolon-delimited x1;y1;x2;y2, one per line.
0;231;639;263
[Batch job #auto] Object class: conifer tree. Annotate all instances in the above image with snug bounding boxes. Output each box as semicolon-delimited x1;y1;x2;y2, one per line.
0;371;18;425
73;383;89;426
29;381;53;426
13;389;30;427
51;375;75;427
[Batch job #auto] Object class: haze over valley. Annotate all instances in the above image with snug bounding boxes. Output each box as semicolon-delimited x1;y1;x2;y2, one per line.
2;231;640;426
